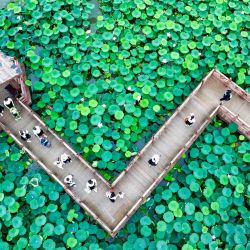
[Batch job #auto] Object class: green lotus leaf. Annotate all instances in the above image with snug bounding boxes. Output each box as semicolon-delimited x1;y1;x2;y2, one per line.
65;46;77;56
70;88;80;97
29;235;43;249
72;74;84;86
66;238;77;248
164;92;174;101
142;26;152;35
243;153;250;163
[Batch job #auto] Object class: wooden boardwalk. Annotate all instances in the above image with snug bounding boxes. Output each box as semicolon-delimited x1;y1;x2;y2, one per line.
0;69;249;236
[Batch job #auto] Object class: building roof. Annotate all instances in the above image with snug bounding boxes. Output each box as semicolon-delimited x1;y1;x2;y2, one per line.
0;51;22;85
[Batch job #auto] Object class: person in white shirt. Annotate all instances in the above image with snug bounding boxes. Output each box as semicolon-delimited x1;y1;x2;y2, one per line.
19;130;31;142
54;153;72;169
3;97;14;109
185;113;196;126
33;126;46;137
106;189;125;203
61;153;72;164
64;174;76;187
148;154;160;167
85;179;97;193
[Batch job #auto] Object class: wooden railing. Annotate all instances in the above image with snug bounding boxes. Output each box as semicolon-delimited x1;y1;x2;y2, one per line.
218;106;250;139
111;105;221;235
0;118;113;235
0;68;249;237
16;99;111;188
213;69;250;103
111;69;216;188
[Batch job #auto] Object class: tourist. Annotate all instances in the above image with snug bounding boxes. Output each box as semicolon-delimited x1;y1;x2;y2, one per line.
19;130;31;142
148;154;160;167
10;107;21;121
54;157;64;169
3;97;14;109
33;126;46;138
185;113;196;126
39;137;51;148
64;174;76;187
54;153;72;169
85;179;97;193
106;189;125;202
60;153;72;164
220;89;232;103
0;104;4;116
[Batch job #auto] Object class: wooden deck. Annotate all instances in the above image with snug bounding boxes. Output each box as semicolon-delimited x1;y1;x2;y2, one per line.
0;69;249;236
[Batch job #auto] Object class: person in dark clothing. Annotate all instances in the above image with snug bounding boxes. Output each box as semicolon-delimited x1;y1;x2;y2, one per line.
185;113;196;126
0;104;4;116
106;189;124;202
220;90;232;103
148;154;160;167
85;179;97;193
39;137;51;147
19;130;31;142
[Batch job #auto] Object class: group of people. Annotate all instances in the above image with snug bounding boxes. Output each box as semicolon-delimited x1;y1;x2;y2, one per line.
0;97;21;120
19;126;51;147
63;175;125;203
1;90;233;203
147;90;233;168
0;97;51;147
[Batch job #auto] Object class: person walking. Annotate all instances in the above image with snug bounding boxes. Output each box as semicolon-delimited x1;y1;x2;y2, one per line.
106;189;125;203
64;174;76;187
54;157;64;169
3;97;14;109
33;126;46;137
19;130;31;142
10;107;22;121
60;153;72;164
39;137;51;148
85;179;97;193
4;97;21;120
0;104;4;116
148;154;160;167
54;153;72;169
220;89;232;103
185;113;196;126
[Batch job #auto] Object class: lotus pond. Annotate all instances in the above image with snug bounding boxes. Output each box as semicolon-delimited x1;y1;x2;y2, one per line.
0;0;249;249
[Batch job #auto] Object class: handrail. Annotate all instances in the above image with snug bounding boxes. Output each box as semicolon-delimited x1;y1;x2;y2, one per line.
112;71;214;187
16;98;111;188
0;69;249;237
112;106;221;235
218;105;250;139
0;119;112;234
213;69;250;103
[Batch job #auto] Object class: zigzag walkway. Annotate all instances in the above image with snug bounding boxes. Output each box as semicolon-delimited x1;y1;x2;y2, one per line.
0;69;249;236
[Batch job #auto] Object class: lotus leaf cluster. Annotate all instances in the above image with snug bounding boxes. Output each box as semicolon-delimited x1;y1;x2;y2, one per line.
0;0;249;249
